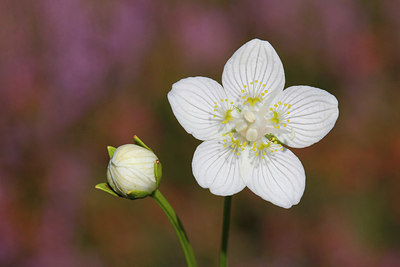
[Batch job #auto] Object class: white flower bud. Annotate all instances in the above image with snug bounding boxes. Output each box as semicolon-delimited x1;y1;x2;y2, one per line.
107;144;159;198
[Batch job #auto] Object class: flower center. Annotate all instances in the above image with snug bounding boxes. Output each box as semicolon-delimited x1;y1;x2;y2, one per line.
213;92;295;144
233;104;270;142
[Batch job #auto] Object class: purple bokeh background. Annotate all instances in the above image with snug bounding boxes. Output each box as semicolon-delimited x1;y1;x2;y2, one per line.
1;0;399;266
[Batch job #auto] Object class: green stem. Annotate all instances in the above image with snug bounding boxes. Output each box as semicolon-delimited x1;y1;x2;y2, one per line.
152;189;197;267
219;196;232;267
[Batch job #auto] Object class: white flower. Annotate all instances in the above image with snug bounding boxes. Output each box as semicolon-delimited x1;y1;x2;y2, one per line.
107;144;159;198
168;39;339;208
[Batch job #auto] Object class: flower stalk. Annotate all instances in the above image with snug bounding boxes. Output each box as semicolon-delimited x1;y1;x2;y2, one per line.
219;196;232;267
152;189;197;267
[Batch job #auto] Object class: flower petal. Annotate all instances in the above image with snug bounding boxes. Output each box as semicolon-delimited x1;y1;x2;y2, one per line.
274;86;339;148
222;39;285;103
244;148;305;209
192;140;246;196
168;77;229;141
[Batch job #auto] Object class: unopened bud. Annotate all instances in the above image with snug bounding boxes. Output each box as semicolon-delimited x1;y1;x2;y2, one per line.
106;144;161;199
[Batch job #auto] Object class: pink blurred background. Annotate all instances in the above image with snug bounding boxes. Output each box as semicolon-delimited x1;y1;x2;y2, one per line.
1;0;400;266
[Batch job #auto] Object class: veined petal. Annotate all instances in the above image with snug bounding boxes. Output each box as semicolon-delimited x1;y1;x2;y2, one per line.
168;77;230;141
273;86;339;148
222;39;285;104
192;140;246;196
244;148;305;209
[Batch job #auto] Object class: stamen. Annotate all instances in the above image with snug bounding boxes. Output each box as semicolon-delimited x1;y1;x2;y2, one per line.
222;110;233;124
244;111;256;123
270;111;280;124
246;128;259;141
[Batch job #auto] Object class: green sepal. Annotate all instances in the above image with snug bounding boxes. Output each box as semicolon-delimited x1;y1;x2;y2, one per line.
127;190;151;200
133;135;152;151
95;183;119;197
107;146;116;158
154;160;162;187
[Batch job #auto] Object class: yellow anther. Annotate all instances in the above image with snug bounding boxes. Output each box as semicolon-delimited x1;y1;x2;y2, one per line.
261;156;264;159
278;102;282;105
225;99;228;102
231;144;234;148
243;142;247;147
288;104;292;108
257;142;271;151
287;119;290;122
213;115;216;117
274;104;278;107
274;141;278;144
228;133;232;137
269;108;273;111
271;111;280;124
265;90;268;93
222;109;233;124
278;144;282;147
223;139;226;142
241;148;245;151
263;152;266;155
237;152;240;155
222;133;226;136
255;152;259;156
283;123;287;127
246;97;261;106
230;102;233;105
272;137;276;141
220;99;224;102
241;90;245;93
261;93;265;96
263;84;266;87
284;103;287;107
242;96;246;99
276;125;280;129
243;85;247;88
250;82;253;85
275;149;277;152
214;109;217;111
280;148;283;151
252;148;256;151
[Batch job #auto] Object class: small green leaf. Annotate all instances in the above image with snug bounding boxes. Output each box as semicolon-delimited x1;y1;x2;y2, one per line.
264;134;283;145
154;160;162;187
133;135;152;151
107;146;116;158
127;190;151;200
95;183;119;197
